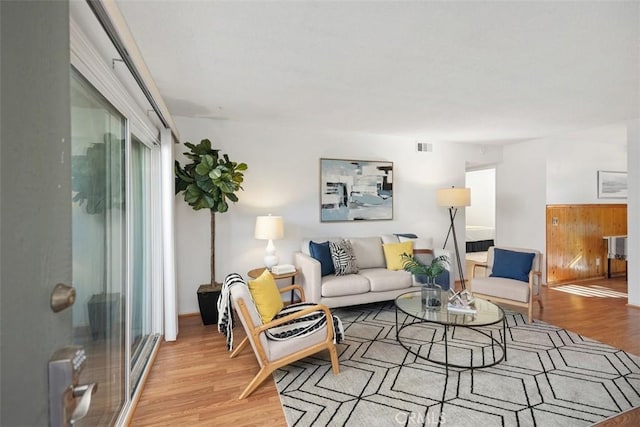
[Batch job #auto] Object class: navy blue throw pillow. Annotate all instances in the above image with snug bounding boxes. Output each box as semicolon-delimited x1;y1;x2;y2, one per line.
309;241;335;277
434;270;450;291
490;248;535;283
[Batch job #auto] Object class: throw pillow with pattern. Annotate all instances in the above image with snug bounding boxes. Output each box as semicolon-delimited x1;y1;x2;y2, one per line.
329;239;359;275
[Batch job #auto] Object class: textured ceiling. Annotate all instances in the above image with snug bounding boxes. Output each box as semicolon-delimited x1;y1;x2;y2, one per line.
117;1;638;144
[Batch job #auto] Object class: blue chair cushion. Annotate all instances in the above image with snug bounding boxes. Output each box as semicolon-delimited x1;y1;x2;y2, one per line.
490;248;535;283
309;241;335;277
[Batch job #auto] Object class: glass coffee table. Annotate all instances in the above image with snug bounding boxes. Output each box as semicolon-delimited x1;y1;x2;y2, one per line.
395;290;506;374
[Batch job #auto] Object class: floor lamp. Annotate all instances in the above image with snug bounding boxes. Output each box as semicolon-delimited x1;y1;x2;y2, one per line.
437;187;471;289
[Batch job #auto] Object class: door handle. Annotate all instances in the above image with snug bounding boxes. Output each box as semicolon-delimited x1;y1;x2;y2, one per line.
50;283;76;313
70;382;98;425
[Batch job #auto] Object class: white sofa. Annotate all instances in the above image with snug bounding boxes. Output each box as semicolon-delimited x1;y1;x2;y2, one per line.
293;235;453;308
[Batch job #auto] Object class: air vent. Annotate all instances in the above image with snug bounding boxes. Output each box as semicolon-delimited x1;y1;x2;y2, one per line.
416;142;433;152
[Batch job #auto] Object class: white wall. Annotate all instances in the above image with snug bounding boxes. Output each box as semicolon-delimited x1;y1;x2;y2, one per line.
627;120;639;306
546;124;627;204
172;117;635;311
173;117;495;314
465;168;495;229
496;141;547;256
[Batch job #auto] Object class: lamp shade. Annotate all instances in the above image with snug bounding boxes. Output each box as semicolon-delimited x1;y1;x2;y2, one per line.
254;215;284;240
436;187;471;207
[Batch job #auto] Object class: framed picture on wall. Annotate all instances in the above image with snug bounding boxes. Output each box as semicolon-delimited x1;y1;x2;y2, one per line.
320;158;393;222
597;170;627;199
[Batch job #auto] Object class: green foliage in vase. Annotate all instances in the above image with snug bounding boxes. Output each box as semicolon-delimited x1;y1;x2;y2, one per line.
400;253;449;279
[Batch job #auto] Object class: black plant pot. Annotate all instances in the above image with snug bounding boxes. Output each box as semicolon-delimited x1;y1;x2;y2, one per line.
197;284;222;325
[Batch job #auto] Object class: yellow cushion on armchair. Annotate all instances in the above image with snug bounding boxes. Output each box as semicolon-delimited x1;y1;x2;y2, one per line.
248;269;283;323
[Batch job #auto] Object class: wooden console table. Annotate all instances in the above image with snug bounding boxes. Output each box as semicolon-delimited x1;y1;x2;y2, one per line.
603;235;627;279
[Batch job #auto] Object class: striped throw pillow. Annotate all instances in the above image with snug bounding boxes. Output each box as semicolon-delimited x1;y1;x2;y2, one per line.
264;302;344;344
329;239;359;275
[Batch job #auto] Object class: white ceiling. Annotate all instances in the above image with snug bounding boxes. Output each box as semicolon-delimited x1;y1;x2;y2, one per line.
116;1;638;144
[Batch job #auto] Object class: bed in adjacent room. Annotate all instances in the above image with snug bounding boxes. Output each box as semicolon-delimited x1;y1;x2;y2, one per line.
465;225;495;279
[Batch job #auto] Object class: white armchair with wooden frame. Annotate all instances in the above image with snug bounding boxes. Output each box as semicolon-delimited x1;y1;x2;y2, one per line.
229;281;340;399
469;246;543;323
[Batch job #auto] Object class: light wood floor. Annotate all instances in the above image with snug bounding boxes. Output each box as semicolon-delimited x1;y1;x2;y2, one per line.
130;277;640;426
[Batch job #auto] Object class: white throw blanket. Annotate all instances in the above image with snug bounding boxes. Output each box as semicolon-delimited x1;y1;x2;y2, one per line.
217;273;243;350
217;273;344;351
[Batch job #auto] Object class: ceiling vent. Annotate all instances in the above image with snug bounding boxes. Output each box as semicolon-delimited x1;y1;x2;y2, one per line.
416;142;433;152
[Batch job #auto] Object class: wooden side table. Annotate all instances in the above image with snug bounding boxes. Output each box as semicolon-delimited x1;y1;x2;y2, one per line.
247;267;299;304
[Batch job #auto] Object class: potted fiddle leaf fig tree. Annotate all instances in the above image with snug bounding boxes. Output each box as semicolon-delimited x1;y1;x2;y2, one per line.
175;138;247;286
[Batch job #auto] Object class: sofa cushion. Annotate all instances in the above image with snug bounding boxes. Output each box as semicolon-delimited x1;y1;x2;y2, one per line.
359;268;413;292
472;276;530;303
349;237;385;269
309;240;335;276
380;234;400;244
490;248;534;283
382;241;414;270
329;239;359;275
321;274;370;297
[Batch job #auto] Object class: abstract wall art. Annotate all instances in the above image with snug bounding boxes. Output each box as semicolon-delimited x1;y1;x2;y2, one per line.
319;158;393;222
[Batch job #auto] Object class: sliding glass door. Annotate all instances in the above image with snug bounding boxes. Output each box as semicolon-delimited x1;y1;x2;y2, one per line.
71;68;126;425
71;66;160;424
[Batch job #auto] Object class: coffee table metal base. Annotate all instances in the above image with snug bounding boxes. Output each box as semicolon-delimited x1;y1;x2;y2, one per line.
395;310;507;374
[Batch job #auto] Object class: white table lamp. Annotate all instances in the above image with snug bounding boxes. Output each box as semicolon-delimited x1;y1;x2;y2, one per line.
254;214;284;269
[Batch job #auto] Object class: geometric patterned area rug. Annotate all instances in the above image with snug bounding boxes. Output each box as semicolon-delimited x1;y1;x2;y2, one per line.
274;301;640;426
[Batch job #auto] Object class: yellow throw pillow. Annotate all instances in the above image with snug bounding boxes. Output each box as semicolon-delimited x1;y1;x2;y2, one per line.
383;241;414;270
248;269;284;323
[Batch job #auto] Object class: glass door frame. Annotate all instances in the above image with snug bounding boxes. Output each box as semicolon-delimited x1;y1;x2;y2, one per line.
71;67;129;425
127;132;160;396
